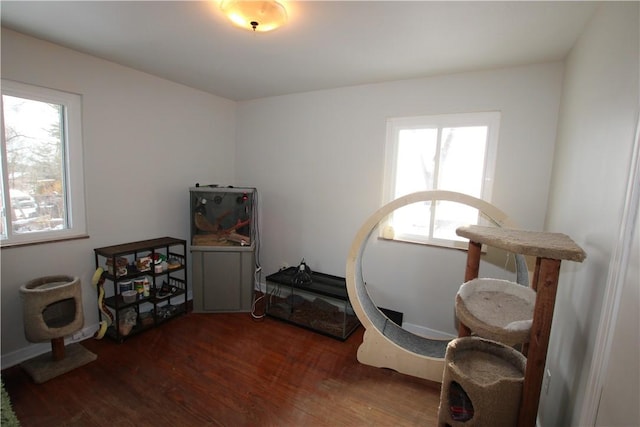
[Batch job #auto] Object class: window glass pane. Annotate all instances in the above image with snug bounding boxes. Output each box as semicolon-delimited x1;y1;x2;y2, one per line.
433;126;487;241
394;128;437;197
438;126;487;196
2;95;67;236
391;128;437;239
393;202;432;239
0;184;7;239
433;202;479;241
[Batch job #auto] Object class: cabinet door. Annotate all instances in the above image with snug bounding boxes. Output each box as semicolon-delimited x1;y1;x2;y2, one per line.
192;249;254;312
202;251;242;311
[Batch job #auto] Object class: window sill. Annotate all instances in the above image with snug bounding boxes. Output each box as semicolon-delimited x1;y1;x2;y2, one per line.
377;235;489;254
1;234;89;249
377;235;465;250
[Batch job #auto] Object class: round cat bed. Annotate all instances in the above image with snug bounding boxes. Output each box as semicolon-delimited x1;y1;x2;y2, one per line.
455;278;535;346
20;275;84;343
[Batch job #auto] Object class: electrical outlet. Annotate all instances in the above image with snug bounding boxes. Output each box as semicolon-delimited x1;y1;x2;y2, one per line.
543;369;551;394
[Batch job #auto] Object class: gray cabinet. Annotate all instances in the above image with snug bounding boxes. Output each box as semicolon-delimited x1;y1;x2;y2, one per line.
189;185;257;312
191;248;255;312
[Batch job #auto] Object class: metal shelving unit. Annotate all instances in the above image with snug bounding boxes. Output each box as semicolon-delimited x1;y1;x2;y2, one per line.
94;237;188;342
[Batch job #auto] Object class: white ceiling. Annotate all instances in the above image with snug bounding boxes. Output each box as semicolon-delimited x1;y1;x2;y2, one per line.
1;1;598;101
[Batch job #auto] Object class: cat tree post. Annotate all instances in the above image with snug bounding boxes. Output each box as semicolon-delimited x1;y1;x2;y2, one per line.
456;226;586;427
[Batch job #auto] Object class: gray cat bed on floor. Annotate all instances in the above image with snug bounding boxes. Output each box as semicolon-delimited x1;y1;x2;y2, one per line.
19;275;96;383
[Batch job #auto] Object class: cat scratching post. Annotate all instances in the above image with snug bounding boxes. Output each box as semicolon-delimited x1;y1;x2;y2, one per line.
455;226;586;427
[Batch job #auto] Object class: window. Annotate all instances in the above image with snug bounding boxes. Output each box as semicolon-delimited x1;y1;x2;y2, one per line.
1;80;87;246
382;112;500;249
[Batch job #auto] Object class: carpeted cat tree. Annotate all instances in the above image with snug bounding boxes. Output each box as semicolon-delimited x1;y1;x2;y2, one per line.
437;336;526;427
19;275;96;384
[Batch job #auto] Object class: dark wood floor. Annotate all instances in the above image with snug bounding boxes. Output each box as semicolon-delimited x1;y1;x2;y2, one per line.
2;312;442;426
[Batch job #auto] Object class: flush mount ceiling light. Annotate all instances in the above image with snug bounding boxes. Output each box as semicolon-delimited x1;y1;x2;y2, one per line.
220;0;288;32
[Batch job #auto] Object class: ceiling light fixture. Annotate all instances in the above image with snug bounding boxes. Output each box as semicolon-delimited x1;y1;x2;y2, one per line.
220;1;288;32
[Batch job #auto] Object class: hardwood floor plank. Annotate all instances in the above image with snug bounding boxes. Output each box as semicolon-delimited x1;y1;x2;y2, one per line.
2;313;441;426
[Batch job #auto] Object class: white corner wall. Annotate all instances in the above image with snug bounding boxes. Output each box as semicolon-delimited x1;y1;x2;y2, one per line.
236;63;564;336
540;3;639;426
0;29;236;367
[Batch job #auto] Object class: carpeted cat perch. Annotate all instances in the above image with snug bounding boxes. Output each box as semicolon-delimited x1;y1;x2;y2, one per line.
456;278;535;347
437;337;526;427
19;275;96;384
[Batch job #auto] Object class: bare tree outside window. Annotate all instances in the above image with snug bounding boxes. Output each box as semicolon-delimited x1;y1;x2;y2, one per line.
2;95;67;235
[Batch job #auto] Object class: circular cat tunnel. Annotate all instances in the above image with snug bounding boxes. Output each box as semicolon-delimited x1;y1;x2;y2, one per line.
345;190;528;382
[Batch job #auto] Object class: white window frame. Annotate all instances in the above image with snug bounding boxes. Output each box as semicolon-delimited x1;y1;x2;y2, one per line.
381;111;500;249
1;80;87;246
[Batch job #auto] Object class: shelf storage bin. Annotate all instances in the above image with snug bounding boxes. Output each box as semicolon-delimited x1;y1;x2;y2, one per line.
438;337;526;427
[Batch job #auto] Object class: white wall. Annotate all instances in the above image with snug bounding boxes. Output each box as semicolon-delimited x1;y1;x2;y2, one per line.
0;29;237;366
595;207;639;426
236;63;564;336
3;6;635;423
540;3;639;426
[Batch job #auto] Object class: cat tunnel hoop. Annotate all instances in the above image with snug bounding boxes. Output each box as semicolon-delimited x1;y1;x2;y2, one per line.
345;190;528;382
